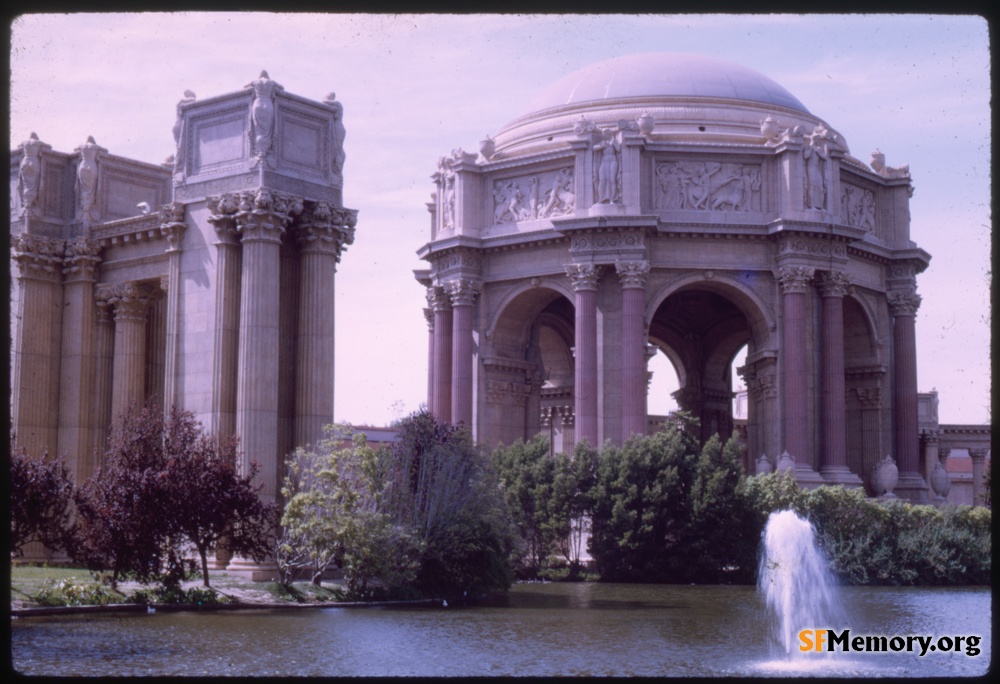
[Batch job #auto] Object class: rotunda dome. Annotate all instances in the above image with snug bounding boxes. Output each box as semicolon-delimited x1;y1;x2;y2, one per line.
523;52;810;115
490;52;845;160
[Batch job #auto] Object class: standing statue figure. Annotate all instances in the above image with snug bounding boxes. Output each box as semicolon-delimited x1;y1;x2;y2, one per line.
593;128;620;204
17;133;46;217
76;136;102;223
655;163;683;209
245;70;283;166
803;125;830;210
172;90;196;174
324;92;347;180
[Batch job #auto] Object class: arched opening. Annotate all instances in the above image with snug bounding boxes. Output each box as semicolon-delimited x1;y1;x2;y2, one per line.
843;294;883;493
486;286;575;449
648;286;754;447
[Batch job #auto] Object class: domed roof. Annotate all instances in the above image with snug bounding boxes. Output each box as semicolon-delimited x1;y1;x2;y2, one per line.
524;52;810;115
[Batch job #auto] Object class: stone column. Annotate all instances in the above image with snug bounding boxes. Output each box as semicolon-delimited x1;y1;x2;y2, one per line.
567;263;602;446
888;289;928;502
816;271;861;486
968;448;988;506
776;266;813;464
430;286;453;422
11;234;65;455
293;203;354;447
616;260;649;440
447;278;480;428
424;300;435;411
852;386;883;495
92;290;115;458
234;189;302;504
207;195;243;438
57;237;101;481
108;281;154;421
160;203;187;419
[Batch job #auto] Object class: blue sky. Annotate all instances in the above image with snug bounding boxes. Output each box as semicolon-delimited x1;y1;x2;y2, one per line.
10;13;991;426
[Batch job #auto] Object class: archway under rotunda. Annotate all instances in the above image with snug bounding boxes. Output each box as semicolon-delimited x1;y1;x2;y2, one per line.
485;287;576;450
648;284;762;461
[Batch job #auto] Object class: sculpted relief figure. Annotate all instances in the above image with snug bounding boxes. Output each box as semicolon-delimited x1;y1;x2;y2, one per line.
17;132;48;217
803;125;830;210
323;92;347;180
655;161;761;212
492;168;576;225
841;185;876;232
246;70;283;167
593;128;621;204
75;136;103;223
172;90;196;174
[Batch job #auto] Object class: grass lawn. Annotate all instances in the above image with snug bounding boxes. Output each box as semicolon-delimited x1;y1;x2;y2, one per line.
10;563;347;609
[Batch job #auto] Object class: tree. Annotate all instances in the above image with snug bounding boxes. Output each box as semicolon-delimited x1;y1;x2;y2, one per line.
587;426;699;582
74;402;171;587
159;407;277;587
279;428;421;594
9;442;78;558
74;402;276;589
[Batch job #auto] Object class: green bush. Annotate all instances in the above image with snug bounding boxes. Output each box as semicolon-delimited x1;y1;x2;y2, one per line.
33;577;123;606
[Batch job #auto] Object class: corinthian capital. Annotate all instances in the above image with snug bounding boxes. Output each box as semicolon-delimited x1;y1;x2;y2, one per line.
429;285;452;312
446;278;481;307
887;290;921;316
615;260;650;289
62;237;102;282
776;266;814;294
565;263;602;291
159;201;187;251
105;281;155;322
816;270;851;298
12;233;65;282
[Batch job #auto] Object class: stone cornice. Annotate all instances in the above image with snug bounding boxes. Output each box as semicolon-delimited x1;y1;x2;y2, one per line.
91;214;165;249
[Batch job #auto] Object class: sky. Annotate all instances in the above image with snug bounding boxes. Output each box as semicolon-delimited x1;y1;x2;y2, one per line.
9;13;991;427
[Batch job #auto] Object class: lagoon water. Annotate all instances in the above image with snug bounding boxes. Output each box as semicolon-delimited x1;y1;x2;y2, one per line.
11;583;990;677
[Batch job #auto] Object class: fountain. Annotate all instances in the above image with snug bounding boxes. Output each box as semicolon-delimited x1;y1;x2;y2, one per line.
757;510;845;657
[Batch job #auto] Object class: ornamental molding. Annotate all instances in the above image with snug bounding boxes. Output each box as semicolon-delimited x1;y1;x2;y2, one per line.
431;248;482;277
91;214;168;248
776;234;848;259
568;230;645;255
850;386;882;409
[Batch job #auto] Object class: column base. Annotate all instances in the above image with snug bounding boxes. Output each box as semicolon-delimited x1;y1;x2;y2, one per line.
820;465;865;488
893;472;930;504
225;557;282;582
793;463;827;490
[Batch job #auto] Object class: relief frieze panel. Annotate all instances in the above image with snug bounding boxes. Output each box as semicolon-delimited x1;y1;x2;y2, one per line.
840;183;876;232
654;160;762;212
492;167;575;224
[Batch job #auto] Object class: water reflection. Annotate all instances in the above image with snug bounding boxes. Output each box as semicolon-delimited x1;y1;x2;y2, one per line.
12;583;990;677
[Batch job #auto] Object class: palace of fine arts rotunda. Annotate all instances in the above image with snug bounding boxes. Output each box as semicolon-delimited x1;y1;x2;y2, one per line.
415;52;989;504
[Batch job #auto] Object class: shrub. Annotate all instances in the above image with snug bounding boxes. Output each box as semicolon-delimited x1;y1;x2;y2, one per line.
9;443;78;558
33;577;122;607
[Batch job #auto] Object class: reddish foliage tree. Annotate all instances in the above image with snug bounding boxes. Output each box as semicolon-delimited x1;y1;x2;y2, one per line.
74;403;171;587
9;441;78;557
159;408;277;587
74;403;277;588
